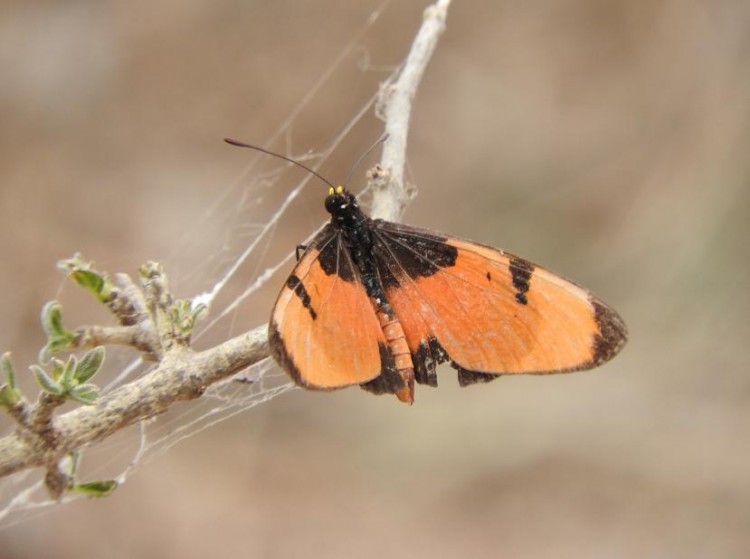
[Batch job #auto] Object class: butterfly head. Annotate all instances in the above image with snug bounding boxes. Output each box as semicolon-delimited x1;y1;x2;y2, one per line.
325;185;359;220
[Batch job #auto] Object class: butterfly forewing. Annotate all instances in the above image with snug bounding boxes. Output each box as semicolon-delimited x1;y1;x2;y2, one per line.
269;226;388;389
372;221;627;381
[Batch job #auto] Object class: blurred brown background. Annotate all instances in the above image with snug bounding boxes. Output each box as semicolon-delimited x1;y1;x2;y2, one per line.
2;0;749;557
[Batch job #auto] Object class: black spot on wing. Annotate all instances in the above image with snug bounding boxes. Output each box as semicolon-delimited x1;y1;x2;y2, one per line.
591;299;628;366
509;257;534;305
360;342;406;395
286;275;317;320
371;221;458;288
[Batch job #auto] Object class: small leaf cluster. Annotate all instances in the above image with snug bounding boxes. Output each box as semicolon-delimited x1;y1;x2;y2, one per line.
30;347;104;405
170;299;207;337
1;253;203;500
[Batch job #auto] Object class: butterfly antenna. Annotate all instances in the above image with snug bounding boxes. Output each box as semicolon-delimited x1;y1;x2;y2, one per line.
343;133;389;189
224;138;335;189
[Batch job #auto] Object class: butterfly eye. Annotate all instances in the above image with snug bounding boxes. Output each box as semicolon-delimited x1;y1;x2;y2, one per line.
324;193;338;214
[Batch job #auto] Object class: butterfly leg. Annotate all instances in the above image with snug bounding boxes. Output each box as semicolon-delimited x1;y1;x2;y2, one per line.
295;244;308;261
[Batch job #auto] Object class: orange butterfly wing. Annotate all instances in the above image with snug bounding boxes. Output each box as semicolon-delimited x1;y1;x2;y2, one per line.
372;222;627;386
269;225;404;393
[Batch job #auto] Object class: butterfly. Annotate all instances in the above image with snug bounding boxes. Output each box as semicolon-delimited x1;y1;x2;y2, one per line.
226;139;627;404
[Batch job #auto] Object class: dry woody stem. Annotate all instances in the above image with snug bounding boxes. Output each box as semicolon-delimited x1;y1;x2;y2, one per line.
0;0;451;490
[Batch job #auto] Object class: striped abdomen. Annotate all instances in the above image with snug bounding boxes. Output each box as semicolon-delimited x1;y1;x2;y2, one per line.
375;302;415;404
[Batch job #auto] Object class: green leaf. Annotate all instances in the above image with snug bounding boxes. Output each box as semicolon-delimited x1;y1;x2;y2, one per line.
58;255;114;303
60;355;77;390
75;347;105;384
188;300;207;322
1;352;15;389
68;383;99;405
31;365;64;395
50;358;65;381
71;269;104;294
0;384;21;407
71;270;113;302
172;299;207;334
72;479;118;497
41;301;65;337
39;302;74;361
38;346;52;366
0;354;22;407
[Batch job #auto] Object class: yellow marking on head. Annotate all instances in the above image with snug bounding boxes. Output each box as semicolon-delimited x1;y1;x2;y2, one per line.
336;185;344;194
328;186;335;196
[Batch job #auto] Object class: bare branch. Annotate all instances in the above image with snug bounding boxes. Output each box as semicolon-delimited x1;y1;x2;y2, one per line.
0;325;268;478
69;324;157;358
0;0;450;485
370;0;451;221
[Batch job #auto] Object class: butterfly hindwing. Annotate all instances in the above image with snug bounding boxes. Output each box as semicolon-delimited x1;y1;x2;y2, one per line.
372;221;627;385
269;225;400;391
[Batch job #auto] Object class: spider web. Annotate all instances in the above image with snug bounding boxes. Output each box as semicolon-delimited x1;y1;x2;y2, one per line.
0;0;409;528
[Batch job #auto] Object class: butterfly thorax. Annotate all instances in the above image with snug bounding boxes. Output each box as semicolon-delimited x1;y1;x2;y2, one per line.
325;188;378;289
325;188;366;230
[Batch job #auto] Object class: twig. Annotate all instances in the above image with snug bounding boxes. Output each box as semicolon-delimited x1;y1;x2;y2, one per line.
0;0;450;482
0;326;268;478
370;0;451;221
69;324;157;358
